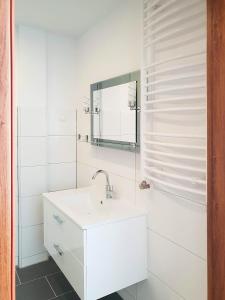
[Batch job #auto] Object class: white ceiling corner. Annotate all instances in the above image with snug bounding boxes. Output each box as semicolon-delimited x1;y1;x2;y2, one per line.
16;0;122;37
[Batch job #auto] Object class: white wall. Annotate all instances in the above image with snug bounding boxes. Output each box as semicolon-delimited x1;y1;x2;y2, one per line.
74;1;207;300
16;26;77;267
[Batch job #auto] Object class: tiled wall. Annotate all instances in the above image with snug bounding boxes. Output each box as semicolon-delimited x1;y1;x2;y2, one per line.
16;26;77;267
74;0;207;300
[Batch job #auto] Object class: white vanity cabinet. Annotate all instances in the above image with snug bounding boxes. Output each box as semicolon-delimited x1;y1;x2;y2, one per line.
43;190;147;300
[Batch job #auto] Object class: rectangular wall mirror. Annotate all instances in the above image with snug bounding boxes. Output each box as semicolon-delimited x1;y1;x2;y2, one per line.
91;71;140;151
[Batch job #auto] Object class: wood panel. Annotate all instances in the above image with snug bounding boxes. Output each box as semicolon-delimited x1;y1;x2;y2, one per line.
207;0;225;299
0;0;14;299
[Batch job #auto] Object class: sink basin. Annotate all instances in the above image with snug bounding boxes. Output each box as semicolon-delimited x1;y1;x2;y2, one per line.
43;187;146;229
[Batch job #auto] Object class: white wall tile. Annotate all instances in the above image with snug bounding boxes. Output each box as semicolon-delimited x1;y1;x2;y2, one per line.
48;136;76;163
18;107;47;137
90;146;136;181
77;142;136;180
48;163;76;191
48;108;76;136
148;230;207;300
17;26;78;268
15;226;19;258
136;188;207;259
137;273;183;300
21;252;49;268
18;26;47;108
20;195;43;227
47;34;77;109
108;173;136;204
20;166;47;197
76;141;92;164
19;137;47;166
77;162;95;188
21;224;46;258
15;197;19;227
77;162;136;205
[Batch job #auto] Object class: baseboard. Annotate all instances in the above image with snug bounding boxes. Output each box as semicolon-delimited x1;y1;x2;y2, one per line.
20;252;49;268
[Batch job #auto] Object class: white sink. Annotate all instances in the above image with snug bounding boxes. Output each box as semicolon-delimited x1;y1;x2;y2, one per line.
43;187;146;229
43;187;147;300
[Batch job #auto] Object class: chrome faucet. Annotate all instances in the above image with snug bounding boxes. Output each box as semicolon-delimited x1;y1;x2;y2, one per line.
92;170;113;199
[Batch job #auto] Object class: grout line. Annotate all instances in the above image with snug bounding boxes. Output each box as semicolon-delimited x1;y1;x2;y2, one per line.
17;276;46;287
76;160;136;182
18;135;48;138
45;275;57;298
148;270;187;300
47;291;75;300
47;161;76;165
148;228;207;261
75;109;78;189
16;271;61;286
19;164;47;168
18;194;43;199
16;269;22;285
48;135;76;137
46;270;62;278
21;223;43;228
19;161;76;168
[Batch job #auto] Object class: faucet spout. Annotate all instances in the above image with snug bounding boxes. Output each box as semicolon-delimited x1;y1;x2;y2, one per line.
92;170;113;199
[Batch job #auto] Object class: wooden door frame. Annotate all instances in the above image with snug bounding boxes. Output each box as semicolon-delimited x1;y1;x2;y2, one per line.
0;0;225;299
0;0;14;299
207;0;225;299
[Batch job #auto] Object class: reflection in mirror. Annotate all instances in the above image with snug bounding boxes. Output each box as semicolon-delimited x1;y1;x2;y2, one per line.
91;71;140;151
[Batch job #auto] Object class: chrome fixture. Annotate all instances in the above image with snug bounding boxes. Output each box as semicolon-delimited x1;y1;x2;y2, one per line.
53;244;63;256
92;170;113;199
77;133;89;142
139;180;151;190
53;214;64;224
83;97;90;114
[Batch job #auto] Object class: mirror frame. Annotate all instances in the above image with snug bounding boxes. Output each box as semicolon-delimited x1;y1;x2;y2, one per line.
90;70;140;152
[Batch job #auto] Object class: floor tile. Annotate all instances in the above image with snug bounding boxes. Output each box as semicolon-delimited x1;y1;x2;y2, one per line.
54;291;80;300
16;264;41;283
16;277;55;300
46;272;73;296
17;257;60;283
38;256;61;276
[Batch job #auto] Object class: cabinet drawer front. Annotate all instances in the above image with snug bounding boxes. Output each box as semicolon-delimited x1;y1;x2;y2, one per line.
44;199;84;264
48;241;84;300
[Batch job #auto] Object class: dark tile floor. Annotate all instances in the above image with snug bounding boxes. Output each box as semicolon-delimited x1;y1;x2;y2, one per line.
16;257;122;300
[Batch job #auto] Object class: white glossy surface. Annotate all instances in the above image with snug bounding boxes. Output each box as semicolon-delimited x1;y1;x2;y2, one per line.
43;187;146;229
44;189;147;300
44;200;85;299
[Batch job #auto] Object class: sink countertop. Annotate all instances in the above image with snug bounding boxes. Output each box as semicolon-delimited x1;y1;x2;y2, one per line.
43;187;147;230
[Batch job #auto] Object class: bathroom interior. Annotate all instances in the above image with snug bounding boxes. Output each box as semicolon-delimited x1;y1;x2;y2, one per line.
15;0;207;300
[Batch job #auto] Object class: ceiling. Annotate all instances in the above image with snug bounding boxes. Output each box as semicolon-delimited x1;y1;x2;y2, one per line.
16;0;121;37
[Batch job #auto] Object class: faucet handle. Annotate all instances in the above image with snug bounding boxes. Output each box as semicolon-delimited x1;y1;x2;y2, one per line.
106;185;113;192
106;185;113;198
